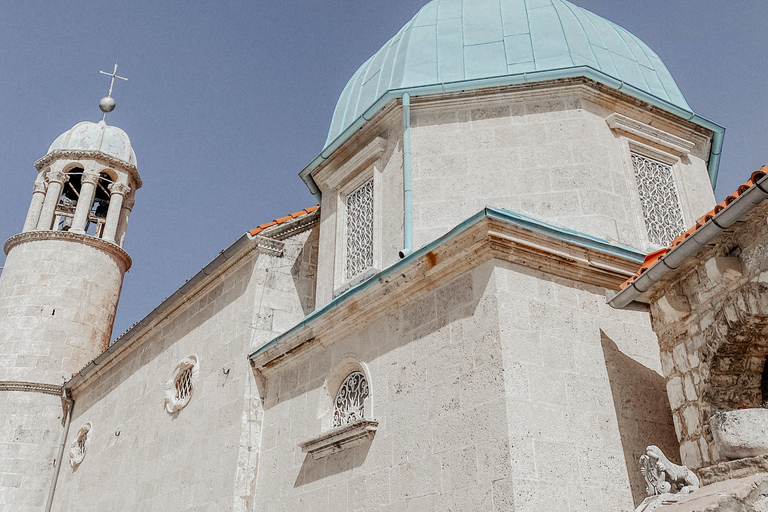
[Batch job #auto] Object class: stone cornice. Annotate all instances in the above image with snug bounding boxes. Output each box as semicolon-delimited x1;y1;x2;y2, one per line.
4;231;132;270
250;207;644;371
35;149;142;189
0;380;62;396
606;113;695;157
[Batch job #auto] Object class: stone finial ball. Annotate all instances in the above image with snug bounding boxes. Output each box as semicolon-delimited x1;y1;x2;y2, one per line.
99;96;116;113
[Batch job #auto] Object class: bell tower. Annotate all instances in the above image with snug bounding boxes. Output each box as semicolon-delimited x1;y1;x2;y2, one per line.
0;87;140;510
0;119;140;383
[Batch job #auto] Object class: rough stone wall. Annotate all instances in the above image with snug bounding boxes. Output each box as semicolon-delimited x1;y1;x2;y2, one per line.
253;260;674;511
649;201;768;470
409;90;715;253
0;237;127;512
47;228;318;511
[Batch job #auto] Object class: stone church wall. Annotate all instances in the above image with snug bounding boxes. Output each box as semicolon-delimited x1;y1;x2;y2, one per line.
48;228;318;511
253;260;676;511
409;88;715;254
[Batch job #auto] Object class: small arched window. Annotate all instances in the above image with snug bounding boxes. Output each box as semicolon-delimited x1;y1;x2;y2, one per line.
333;371;369;427
87;172;113;237
165;355;199;414
69;422;92;469
55;167;84;231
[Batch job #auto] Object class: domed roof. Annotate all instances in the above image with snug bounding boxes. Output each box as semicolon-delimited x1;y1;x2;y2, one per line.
326;0;690;147
48;120;137;166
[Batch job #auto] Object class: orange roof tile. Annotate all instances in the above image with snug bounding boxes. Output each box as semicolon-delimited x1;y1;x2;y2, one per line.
248;206;319;237
621;165;768;290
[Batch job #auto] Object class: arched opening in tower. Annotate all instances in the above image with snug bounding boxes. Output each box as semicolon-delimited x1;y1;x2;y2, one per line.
55;167;83;231
86;172;113;237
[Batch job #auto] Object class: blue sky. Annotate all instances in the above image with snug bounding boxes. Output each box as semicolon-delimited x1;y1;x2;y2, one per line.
0;0;766;337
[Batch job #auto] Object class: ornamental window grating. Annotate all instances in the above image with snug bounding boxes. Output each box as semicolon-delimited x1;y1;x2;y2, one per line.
175;367;193;402
345;178;374;280
333;371;369;428
632;153;686;247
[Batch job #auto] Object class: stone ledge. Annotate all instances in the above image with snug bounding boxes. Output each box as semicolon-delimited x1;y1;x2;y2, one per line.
4;230;132;270
298;419;378;459
699;455;768;486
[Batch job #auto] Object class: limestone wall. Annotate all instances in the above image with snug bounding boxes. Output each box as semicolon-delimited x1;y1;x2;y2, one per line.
47;228;318;511
0;235;128;512
409;89;715;252
253;260;674;511
649;201;768;470
312;83;716;310
0;236;128;383
0;392;62;511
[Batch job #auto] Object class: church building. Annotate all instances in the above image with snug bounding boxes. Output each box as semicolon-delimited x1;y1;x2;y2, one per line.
4;0;767;511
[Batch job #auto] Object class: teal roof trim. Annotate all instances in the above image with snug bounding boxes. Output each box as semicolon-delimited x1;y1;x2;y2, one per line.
299;65;725;200
326;0;691;147
248;206;644;360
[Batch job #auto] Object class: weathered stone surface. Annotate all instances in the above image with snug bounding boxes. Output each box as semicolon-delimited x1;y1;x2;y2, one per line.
710;409;768;461
655;474;768;512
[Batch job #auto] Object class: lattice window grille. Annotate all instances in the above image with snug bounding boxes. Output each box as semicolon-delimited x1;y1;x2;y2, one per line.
175;367;193;402
632;153;686;247
77;431;88;455
333;371;369;428
345;178;374;281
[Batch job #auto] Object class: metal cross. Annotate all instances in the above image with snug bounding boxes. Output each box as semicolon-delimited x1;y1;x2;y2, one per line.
99;62;128;98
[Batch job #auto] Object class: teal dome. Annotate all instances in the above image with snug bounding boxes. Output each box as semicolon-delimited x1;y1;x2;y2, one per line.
326;0;690;147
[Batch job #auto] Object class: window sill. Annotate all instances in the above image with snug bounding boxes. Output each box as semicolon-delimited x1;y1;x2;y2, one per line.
299;419;378;459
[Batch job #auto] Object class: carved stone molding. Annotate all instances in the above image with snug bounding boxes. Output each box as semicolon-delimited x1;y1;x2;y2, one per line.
35;149;142;189
109;182;131;196
81;170;101;185
606;113;695;157
32;181;47;193
0;380;62;396
47;169;68;184
299;419;378;459
4;230;132;269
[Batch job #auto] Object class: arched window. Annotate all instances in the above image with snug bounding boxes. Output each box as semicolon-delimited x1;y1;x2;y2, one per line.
55;167;83;231
87;172;113;237
69;422;92;469
165;355;199;414
333;371;369;427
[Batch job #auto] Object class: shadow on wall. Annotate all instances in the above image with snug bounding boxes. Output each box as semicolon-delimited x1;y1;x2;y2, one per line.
290;227;319;317
295;439;372;487
601;331;679;507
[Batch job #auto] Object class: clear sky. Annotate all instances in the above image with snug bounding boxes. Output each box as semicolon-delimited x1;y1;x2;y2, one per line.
0;0;766;338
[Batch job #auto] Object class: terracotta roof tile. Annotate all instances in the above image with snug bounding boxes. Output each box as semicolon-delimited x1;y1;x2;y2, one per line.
621;165;768;289
248;206;320;237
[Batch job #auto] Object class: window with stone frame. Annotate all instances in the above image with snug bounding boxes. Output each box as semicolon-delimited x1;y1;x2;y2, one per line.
333;371;369;428
344;178;374;281
69;422;91;469
631;153;686;247
164;355;199;414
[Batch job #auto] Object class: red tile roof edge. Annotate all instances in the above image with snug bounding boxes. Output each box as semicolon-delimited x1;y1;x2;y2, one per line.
248;206;320;237
620;165;768;290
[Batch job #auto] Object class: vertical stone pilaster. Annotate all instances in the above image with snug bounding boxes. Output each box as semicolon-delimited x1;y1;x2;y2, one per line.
69;169;101;234
102;182;130;243
35;168;67;231
115;195;134;247
22;178;47;233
